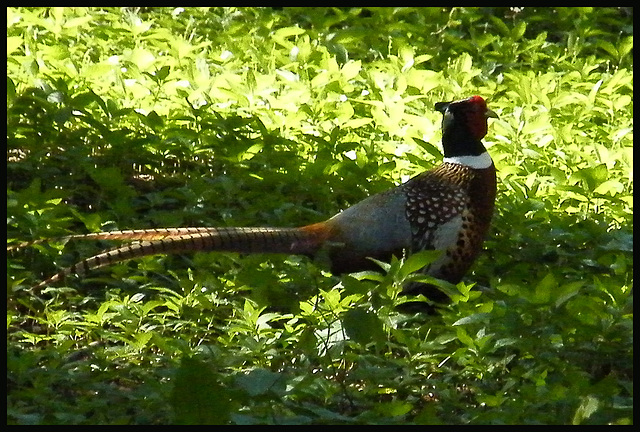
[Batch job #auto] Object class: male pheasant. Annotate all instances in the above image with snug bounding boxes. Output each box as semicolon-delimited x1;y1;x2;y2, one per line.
12;95;498;304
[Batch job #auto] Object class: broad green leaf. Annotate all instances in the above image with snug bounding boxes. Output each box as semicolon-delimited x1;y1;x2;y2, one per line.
398;250;442;279
234;368;285;397
342;308;386;345
455;327;475;348
340;60;361;81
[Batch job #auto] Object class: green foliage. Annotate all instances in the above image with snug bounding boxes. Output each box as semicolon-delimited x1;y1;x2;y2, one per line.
7;7;632;425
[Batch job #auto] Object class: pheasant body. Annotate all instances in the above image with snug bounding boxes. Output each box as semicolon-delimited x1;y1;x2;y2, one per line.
13;96;498;301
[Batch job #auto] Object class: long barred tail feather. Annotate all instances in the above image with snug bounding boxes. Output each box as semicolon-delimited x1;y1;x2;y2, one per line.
7;227;226;252
22;227;324;293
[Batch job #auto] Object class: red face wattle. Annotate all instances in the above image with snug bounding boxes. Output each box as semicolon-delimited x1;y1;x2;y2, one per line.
457;96;498;140
464;96;489;140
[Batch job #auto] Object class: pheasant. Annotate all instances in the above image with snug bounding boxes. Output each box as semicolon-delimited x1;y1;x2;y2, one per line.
10;95;498;305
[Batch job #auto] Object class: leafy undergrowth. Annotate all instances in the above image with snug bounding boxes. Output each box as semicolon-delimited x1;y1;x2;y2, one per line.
7;7;632;424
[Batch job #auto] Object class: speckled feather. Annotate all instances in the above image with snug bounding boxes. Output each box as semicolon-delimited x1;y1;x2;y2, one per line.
403;161;496;285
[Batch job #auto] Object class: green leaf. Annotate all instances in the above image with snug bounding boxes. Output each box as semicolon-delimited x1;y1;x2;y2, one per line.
171;356;233;425
531;272;557;304
273;26;306;40
374;400;413;417
453;313;490;326
342;308;386;345
129;47;156;70
156;65;171;81
398;250;442;279
129;331;153;351
455;327;475;348
340;60;361;80
572;395;600;425
234;368;285;397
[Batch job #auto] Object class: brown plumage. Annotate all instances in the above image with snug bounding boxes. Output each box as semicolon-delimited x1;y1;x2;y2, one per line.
10;95;498;304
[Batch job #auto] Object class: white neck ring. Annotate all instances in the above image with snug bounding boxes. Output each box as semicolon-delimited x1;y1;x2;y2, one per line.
443;152;493;169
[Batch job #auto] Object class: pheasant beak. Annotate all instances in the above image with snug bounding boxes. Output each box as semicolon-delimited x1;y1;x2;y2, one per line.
486;108;499;119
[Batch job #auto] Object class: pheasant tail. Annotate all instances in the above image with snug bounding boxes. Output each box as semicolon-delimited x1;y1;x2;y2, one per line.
7;227;234;252
29;227;323;292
